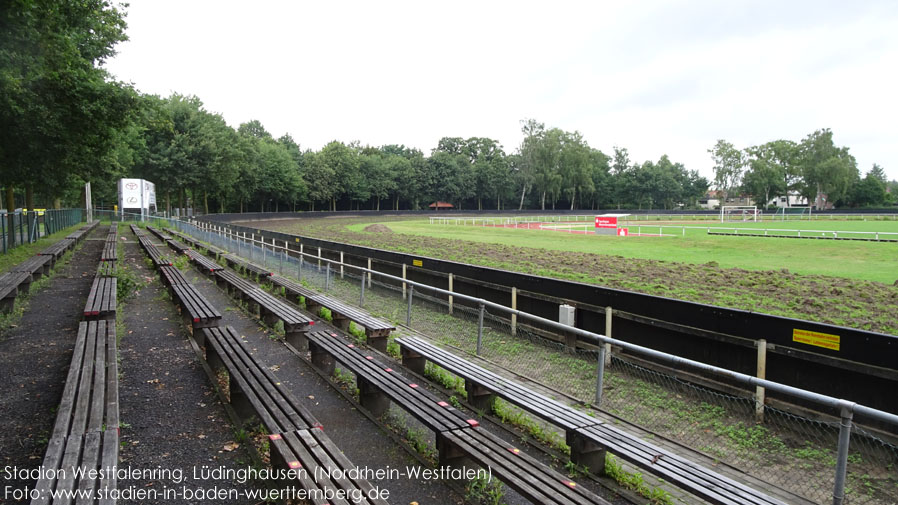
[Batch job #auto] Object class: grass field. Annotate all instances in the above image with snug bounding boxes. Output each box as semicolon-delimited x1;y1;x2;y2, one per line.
256;215;898;334
348;218;898;283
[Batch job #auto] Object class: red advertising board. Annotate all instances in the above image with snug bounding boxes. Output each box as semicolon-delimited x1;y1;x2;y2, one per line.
595;216;618;229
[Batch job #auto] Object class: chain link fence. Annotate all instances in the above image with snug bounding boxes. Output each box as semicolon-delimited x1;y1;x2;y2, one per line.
178;222;898;505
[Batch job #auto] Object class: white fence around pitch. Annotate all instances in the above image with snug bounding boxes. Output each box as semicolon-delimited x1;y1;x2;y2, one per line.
429;213;898;226
428;217;898;241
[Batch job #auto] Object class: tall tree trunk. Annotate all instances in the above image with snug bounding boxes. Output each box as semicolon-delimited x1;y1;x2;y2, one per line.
6;186;16;247
519;185;526;210
179;188;185;217
570;187;576;210
478;197;482;210
376;198;380;211
204;191;209;215
25;184;34;212
166;192;171;217
540;191;546;210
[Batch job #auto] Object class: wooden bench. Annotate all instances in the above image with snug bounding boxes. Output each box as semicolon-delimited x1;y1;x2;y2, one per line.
213;269;314;346
100;236;117;262
397;337;600;426
129;223;145;237
266;274;396;351
0;271;32;312
158;265;189;288
202;326;389;504
268;428;390;505
83;276;116;320
306;294;395;351
214;268;261;301
139;237;173;266
202;325;318;432
440;426;610;505
96;261;115;278
165;238;191;255
32;320;120;505
396;337;785;505
185;248;222;273
307;330;473;432
29;430;119;505
221;253;272;280
572;423;786;505
308;330;608;505
51;320;119;438
164;227;227;257
171;283;221;332
38;238;74;261
11;254;52;281
145;225;171;242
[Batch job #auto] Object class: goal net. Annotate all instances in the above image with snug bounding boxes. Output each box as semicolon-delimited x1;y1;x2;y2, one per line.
773;206;812;220
721;206;758;222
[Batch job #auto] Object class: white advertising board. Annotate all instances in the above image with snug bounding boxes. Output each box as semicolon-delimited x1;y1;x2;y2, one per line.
118;178;157;219
119;178;142;209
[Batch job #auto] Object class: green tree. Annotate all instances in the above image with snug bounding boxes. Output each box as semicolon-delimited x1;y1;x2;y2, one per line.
797;129;857;208
708;139;744;203
1;0;137;236
850;166;888;207
743;144;787;208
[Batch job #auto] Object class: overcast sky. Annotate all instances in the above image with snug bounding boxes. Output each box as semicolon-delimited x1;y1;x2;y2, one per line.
105;0;898;181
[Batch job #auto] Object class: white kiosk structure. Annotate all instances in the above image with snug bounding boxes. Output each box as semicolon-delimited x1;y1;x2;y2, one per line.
117;178;157;221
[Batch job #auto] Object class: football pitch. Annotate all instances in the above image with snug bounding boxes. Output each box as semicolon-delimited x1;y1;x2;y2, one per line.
348;217;898;283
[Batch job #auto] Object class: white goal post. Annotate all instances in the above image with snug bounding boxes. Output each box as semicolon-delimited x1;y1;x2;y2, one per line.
721;206;759;222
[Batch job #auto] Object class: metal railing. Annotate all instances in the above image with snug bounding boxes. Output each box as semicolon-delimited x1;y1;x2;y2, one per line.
176;218;898;504
1;209;83;253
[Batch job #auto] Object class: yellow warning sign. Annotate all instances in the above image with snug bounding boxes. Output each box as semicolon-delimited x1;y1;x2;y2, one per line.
792;329;840;351
412;259;423;267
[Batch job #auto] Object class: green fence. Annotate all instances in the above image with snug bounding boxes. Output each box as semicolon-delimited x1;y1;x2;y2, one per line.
1;208;84;253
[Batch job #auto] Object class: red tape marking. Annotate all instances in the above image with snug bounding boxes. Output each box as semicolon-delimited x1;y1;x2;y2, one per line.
409;383;418;388
507;447;521;455
466;419;480;427
288;461;302;469
268;434;282;440
437;401;449;407
384;368;393;372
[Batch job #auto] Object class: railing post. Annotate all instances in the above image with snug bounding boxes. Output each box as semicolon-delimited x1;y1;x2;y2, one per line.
406;286;414;326
604;306;613;366
325;263;331;291
510;287;517;336
339;251;344;278
596;344;606;405
476;303;485;356
756;339;767;423
367;258;372;288
318;247;322;269
448;273;454;314
832;401;855;505
402;263;407;300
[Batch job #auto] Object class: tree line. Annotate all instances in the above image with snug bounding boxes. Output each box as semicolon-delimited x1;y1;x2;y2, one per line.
2;1;895;217
710;132;894;209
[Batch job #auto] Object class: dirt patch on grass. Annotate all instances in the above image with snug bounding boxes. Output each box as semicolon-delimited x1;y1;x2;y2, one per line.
363;223;393;233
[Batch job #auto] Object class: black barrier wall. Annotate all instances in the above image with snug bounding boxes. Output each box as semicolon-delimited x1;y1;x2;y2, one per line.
198;211;898;417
